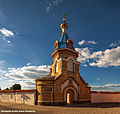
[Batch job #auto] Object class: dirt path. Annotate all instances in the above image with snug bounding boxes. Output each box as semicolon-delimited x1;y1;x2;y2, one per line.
0;102;120;114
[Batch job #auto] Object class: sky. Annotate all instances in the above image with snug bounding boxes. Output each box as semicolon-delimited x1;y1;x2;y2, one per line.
0;0;120;91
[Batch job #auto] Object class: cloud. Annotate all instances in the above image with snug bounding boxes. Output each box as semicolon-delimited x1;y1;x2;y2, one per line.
46;0;62;12
109;40;120;47
7;40;11;43
0;28;14;46
0;28;14;37
90;51;103;59
0;60;5;69
0;69;6;76
91;84;120;91
75;47;90;63
0;60;5;65
78;40;85;45
76;45;120;68
27;63;32;66
97;78;101;81
6;65;50;80
78;40;97;46
0;69;7;89
18;81;36;89
3;65;50;89
83;64;87;67
88;41;96;44
90;46;120;67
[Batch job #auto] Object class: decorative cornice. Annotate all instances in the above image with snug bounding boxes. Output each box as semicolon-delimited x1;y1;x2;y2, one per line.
51;48;78;57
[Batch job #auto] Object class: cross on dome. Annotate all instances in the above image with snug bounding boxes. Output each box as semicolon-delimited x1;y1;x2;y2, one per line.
54;14;74;50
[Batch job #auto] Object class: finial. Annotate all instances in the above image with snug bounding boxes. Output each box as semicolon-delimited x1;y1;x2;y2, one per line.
63;13;66;22
60;13;68;34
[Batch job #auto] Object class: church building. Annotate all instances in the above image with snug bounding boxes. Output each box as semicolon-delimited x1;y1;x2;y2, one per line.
35;15;91;105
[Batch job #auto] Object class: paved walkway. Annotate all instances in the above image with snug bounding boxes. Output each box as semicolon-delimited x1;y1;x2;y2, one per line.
0;102;120;114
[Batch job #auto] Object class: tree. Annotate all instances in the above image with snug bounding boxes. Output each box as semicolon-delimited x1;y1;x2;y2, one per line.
3;88;9;90
10;84;21;90
5;88;9;90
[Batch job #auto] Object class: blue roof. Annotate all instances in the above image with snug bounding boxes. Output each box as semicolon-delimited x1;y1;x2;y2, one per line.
59;33;69;48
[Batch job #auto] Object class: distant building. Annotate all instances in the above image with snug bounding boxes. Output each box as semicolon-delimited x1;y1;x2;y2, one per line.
35;15;91;105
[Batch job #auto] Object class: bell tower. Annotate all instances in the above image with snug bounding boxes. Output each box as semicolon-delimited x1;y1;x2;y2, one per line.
51;14;80;76
36;14;91;105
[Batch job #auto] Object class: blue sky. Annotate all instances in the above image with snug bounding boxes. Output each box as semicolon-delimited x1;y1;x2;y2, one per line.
0;0;120;91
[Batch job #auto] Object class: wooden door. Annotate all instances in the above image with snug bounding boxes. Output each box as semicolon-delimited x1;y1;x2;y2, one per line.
66;89;74;104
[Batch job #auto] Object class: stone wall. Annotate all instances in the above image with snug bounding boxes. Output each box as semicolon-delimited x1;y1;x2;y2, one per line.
91;91;120;103
1;89;120;105
0;89;36;105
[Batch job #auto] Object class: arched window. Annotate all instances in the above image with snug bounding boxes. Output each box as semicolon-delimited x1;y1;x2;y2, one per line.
54;62;58;73
67;59;74;72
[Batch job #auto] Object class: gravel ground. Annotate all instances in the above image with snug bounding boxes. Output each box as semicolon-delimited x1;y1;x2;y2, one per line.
0;102;120;114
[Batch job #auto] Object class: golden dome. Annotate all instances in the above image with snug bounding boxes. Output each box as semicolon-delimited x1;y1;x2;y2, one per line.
60;13;68;33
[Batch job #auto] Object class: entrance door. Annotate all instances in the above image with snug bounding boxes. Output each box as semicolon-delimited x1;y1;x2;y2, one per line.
66;89;74;104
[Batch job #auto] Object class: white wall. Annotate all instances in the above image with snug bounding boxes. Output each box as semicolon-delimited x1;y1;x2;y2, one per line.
0;90;36;105
91;92;120;103
1;90;120;104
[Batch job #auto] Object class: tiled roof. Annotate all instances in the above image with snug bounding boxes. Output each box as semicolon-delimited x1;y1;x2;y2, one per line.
35;74;55;81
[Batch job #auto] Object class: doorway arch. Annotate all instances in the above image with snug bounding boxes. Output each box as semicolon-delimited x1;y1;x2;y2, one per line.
64;87;77;104
66;89;74;104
